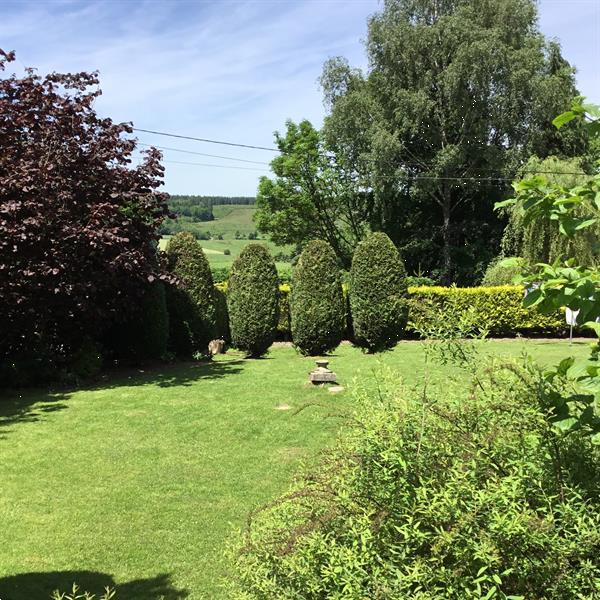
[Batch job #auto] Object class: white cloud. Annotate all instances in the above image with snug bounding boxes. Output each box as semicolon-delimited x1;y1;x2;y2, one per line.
2;0;597;195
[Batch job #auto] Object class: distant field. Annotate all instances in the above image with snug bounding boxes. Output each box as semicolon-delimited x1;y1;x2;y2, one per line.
182;205;258;239
160;204;292;270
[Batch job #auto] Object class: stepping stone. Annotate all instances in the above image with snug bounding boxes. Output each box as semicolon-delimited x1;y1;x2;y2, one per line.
328;386;345;394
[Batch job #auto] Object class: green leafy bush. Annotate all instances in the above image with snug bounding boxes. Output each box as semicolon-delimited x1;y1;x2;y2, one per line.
227;244;279;357
482;256;527;286
104;282;169;363
228;362;600;599
349;232;409;352
214;284;231;343
69;338;103;380
277;284;292;341
409;285;564;335
165;232;216;357
291;240;345;355
211;265;231;284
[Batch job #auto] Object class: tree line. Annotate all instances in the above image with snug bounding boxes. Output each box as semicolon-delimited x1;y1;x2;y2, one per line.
255;0;595;285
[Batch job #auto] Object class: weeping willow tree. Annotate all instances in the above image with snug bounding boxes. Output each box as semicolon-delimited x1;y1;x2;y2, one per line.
501;155;599;266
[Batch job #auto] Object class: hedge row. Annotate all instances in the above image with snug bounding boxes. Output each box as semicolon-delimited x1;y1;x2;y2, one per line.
408;285;565;335
232;284;565;340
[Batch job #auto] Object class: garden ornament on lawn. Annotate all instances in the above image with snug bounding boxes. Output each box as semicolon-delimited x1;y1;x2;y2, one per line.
208;339;226;355
309;360;337;384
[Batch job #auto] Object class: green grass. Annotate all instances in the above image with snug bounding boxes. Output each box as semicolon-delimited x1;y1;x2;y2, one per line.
159;237;291;275
0;339;589;600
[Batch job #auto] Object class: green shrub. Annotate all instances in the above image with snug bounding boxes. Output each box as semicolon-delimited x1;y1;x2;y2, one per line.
69;338;103;380
406;274;436;287
51;584;115;600
409;285;564;335
482;256;527;286
291;240;345;355
277;284;292;341
104;282;169;363
223;248;231;256
227;244;279;357
211;265;231;284
166;232;216;357
228;362;600;599
214;284;231;343
349;232;409;352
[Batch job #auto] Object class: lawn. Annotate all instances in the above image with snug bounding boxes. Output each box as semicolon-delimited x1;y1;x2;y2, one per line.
0;339;589;600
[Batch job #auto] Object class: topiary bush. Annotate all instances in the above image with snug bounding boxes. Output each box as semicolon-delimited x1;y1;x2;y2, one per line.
228;361;600;599
165;232;216;358
349;232;408;352
291;240;345;355
227;244;279;357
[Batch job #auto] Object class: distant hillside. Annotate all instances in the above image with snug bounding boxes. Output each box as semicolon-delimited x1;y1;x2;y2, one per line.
160;195;256;236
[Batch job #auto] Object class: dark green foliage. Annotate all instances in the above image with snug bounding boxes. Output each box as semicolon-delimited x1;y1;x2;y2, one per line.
349;232;408;352
291;240;345;355
165;232;216;357
70;338;103;380
211;265;231;283
318;0;584;283
104;282;169;363
228;244;279;357
228;362;600;598
214;286;231;343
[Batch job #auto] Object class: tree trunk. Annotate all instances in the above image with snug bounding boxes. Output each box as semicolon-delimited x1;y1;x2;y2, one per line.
441;197;452;285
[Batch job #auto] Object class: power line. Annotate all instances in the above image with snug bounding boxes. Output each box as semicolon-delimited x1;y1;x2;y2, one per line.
133;127;279;153
131;128;593;179
133;154;270;172
137;142;270;166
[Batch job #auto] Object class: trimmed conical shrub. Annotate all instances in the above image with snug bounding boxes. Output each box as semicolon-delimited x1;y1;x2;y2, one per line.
349;232;408;352
291;240;345;355
165;232;216;357
228;244;279;357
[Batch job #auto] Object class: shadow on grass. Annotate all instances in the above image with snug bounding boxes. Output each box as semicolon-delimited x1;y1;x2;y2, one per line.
90;357;246;390
0;359;245;439
0;571;187;600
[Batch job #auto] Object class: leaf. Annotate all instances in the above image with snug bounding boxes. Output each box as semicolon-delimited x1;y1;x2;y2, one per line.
583;321;600;337
523;288;543;308
552;111;576;129
575;218;597;231
494;198;516;210
554;416;578;432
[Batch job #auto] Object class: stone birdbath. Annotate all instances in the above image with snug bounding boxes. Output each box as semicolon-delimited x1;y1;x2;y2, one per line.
309;359;337;384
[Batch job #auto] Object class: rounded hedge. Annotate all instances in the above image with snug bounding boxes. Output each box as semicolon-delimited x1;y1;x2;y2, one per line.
349;232;408;352
165;232;216;357
291;240;345;355
482;256;527;286
228;244;279;357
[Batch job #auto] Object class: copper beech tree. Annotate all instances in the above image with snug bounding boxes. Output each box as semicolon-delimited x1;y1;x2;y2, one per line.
0;50;170;382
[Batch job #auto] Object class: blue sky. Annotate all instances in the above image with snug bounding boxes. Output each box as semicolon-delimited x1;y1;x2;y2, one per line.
1;0;599;196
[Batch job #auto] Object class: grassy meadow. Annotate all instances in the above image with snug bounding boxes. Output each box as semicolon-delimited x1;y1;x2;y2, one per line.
159;204;292;271
0;339;589;600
